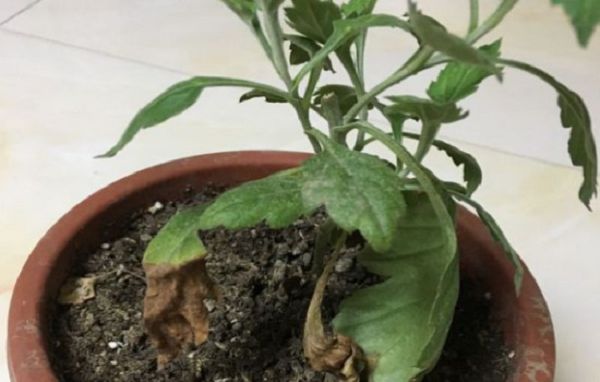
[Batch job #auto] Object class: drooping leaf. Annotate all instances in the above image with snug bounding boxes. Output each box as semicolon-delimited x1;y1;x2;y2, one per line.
144;257;217;366
428;40;502;103
451;193;523;290
404;133;482;196
501;59;598;208
552;0;600;47
432;140;482;196
386;96;468;162
408;4;499;74
239;89;288;103
286;34;334;71
293;14;411;88
143;204;208;265
99;77;290;157
302;135;407;253
314;84;361;115
342;0;378;16
334;192;459;382
199;168;309;230
336;123;460;380
285;0;342;43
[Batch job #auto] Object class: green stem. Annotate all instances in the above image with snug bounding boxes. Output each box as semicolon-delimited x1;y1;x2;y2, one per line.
343;47;434;124
302;67;323;108
468;0;480;33
257;1;321;152
466;0;517;44
258;0;292;87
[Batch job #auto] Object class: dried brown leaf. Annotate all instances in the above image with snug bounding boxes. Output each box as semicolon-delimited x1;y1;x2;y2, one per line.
143;257;218;368
57;276;97;305
303;239;365;381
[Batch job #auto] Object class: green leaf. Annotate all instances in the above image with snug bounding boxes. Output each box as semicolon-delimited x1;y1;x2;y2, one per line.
408;4;499;74
428;40;502;103
432;141;482;196
303;135;407;253
334;192;459;382
285;0;342;43
286;34;334;71
314;84;361;115
143;204;208;265
404;133;482;196
239;89;287;103
386;96;467;162
199;168;309;230
386;96;467;124
98;77;291;157
342;0;378;16
552;0;600;46
451;193;523;291
501;59;598;208
293;14;411;89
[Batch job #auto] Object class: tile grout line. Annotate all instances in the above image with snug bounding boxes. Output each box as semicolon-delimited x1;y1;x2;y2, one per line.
0;27;193;77
0;0;45;26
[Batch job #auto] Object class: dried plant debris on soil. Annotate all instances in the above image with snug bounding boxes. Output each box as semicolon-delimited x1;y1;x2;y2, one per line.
50;186;514;382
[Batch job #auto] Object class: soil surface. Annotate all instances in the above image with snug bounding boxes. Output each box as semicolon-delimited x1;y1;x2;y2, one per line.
49;187;514;382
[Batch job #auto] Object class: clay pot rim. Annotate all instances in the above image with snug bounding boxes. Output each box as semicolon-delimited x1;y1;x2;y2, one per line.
7;150;555;382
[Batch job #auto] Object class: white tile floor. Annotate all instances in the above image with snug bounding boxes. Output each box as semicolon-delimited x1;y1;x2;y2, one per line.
0;1;599;381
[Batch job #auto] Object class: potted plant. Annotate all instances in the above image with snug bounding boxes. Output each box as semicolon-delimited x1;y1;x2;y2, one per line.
8;0;597;381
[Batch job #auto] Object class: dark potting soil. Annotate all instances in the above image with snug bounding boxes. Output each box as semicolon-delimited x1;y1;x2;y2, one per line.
49;187;514;382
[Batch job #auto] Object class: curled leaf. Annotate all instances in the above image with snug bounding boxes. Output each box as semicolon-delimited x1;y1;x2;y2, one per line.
143;258;218;368
304;238;364;381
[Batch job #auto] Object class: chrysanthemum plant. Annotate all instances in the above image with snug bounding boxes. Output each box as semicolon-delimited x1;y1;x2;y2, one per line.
100;1;598;380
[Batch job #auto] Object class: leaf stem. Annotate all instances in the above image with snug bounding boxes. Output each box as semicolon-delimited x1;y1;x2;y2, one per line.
258;0;292;87
257;1;321;153
468;0;480;33
338;51;369;149
343;47;434;124
466;0;517;44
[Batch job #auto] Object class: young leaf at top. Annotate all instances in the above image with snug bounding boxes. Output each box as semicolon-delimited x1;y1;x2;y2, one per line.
451;192;524;290
500;59;598;208
98;77;291;157
404;132;483;196
428;40;502;104
334;192;459;382
199;168;309;230
302;134;407;253
408;4;499;74
342;0;377;17
552;0;600;47
285;0;342;43
293;14;411;88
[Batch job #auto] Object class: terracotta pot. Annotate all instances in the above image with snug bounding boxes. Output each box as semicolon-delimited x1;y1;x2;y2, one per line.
8;151;555;382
